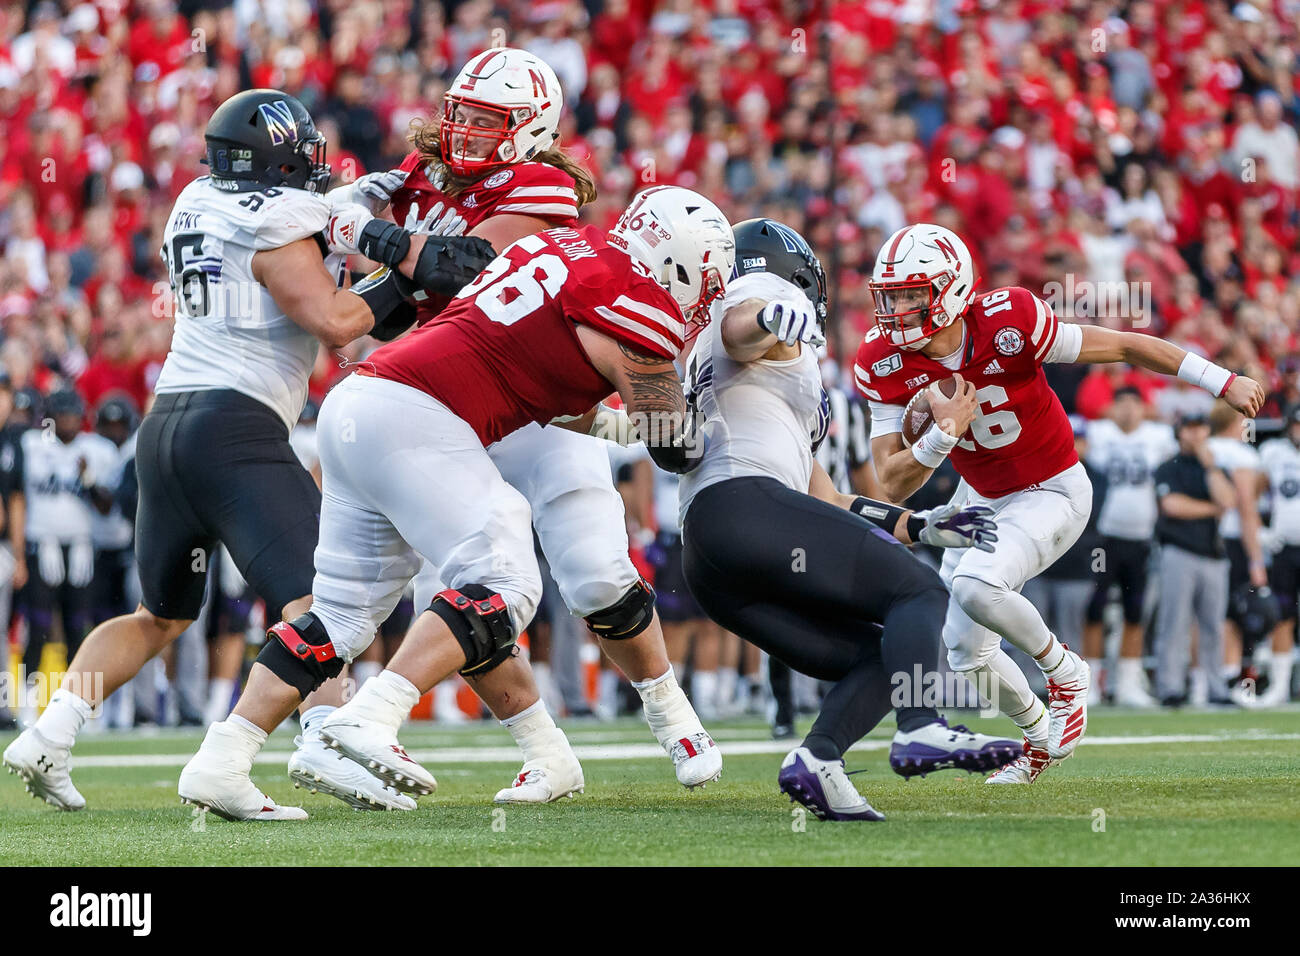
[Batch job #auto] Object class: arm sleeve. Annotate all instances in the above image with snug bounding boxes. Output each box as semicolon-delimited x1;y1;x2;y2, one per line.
1042;322;1083;364
869;399;905;437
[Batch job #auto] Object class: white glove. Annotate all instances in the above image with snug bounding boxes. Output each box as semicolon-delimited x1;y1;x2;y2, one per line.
757;298;825;347
67;538;94;588
354;168;409;215
324;201;376;256
37;537;64;587
915;503;998;553
403;200;468;237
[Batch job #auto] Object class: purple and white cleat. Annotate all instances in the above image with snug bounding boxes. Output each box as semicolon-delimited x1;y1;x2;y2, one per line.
777;747;884;822
889;717;1021;778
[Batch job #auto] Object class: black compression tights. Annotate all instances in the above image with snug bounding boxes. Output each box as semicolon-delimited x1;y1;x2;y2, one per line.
682;477;948;760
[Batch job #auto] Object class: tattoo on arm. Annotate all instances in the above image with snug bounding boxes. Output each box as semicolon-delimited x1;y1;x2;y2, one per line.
617;340;668;366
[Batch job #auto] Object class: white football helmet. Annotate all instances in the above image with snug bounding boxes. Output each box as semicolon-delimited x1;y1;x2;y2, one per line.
441;47;563;176
609;186;736;333
869;223;977;350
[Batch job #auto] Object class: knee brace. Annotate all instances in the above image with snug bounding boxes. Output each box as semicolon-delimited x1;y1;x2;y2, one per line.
584;578;656;640
951;574;1008;628
257;612;344;699
430;585;517;676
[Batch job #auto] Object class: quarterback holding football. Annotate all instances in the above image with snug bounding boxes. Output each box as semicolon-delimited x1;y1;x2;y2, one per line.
855;223;1264;783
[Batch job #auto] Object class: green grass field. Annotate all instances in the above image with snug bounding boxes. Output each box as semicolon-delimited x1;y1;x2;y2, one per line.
2;707;1297;866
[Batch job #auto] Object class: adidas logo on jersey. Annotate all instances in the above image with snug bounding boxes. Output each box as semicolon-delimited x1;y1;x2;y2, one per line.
983;359;1005;375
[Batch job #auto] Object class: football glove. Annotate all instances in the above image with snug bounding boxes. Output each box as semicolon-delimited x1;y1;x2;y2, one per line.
915;504;998;552
757;298;825;347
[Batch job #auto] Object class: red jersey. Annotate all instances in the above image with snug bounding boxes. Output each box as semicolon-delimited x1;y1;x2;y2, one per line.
388;154;581;322
854;286;1079;499
366;225;686;446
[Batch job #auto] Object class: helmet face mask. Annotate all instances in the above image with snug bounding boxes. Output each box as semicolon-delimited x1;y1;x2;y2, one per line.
204;90;331;194
869;224;975;350
440;48;563;178
441;95;536;173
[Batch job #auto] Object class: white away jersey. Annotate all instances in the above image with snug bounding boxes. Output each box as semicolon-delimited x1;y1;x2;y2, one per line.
154;177;347;430
1085;419;1176;540
1209;436;1261;540
22;429;120;543
678;272;826;524
1260;438;1300;545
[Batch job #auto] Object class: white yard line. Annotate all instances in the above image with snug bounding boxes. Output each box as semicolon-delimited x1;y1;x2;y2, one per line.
65;731;1300;769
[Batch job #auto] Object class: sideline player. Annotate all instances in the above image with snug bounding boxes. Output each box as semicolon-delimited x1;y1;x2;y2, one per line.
3;90;494;815
339;49;718;801
680;219;1017;821
177;186;735;820
856;223;1264;782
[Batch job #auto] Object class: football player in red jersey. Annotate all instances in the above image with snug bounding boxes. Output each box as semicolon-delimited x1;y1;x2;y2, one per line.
177;186;735;819
326;49;721;803
855;223;1264;783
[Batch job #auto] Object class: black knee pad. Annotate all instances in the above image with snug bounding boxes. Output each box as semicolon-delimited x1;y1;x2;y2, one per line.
430;585;516;676
584;578;656;640
460;643;520;680
256;612;344;699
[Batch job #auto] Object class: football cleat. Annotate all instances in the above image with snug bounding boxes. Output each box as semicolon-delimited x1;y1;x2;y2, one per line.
888;717;1022;778
985;738;1058;784
1046;651;1091;758
778;747;884;821
494;753;585;805
288;735;417;811
178;751;307;821
318;713;436;796
668;731;722;789
3;728;86;811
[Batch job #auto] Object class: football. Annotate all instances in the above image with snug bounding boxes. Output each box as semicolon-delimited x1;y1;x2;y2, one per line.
901;376;960;446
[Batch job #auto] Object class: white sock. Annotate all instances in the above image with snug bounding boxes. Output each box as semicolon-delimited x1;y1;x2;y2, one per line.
344;670;419;733
1035;634;1074;678
690;670;718;713
299;704;335;739
1086;658;1104;689
352;660;382;689
633;667;702;744
1116;657;1144;688
205;678;235;726
717;666;738;707
33;688;94;749
966;650;1047;746
501;699;569;764
1269;652;1293;699
199;715;268;775
434;680;461;718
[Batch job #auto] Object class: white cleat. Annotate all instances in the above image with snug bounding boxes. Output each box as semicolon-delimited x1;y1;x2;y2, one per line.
1046;651;1090;759
493;754;585;804
178;751;307;821
3;728;86;811
778;747;884;821
985;738;1058;784
318;713;436;796
288;735;417;811
667;730;722;789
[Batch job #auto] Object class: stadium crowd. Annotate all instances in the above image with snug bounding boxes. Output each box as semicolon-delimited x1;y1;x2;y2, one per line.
0;0;1297;728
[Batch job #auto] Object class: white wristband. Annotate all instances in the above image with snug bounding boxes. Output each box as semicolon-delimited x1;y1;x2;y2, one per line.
1177;352;1232;397
911;424;961;469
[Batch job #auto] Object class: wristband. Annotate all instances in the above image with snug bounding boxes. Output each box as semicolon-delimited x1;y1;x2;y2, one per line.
911;424;961;469
357;219;412;268
1177;352;1234;397
850;496;907;535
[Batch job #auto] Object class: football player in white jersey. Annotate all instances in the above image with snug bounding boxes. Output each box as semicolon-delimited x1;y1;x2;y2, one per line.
680;219;1016;821
4;89;495;818
15;389;116;712
1082;387;1175;706
1254;407;1300;705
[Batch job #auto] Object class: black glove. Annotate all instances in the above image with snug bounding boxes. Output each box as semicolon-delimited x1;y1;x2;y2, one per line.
410;236;498;297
